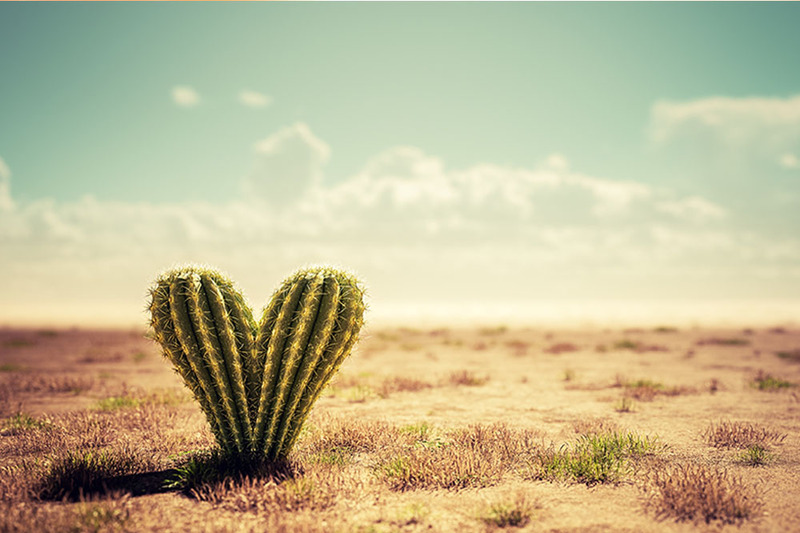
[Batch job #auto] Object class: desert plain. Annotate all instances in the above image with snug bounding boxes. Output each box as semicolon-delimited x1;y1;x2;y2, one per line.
1;322;799;532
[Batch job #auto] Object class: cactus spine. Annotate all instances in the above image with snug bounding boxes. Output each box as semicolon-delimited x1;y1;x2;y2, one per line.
148;265;365;459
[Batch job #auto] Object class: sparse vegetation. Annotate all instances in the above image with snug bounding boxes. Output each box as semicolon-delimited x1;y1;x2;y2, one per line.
613;339;640;351
653;326;678;333
1;323;797;531
479;494;535;528
647;463;761;524
739;444;772;466
697;337;750;346
775;349;800;362
544;342;579;354
527;431;662;485
622;379;690;401
447;370;489;387
36;448;158;501
1;412;51;435
751;371;796;391
704;420;786;449
614;397;635;413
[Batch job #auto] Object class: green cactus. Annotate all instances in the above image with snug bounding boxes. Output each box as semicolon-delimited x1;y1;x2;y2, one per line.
148;265;366;460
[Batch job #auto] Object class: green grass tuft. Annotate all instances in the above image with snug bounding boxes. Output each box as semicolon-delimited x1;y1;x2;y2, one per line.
529;431;662;485
739;444;772;467
752;371;795;391
479;494;535;528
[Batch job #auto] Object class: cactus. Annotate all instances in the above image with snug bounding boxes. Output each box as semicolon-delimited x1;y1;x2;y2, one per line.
148;265;366;460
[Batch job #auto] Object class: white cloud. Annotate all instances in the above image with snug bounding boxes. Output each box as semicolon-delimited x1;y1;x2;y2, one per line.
656;196;726;222
780;153;800;169
650;94;800;145
0;156;12;211
239;90;272;109
244;123;331;205
171;86;201;108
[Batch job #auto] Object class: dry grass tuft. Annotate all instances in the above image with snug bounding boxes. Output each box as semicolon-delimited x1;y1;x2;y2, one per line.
0;373;94;395
646;463;762;524
544;342;579;355
696;337;750;347
35;446;160;501
378;423;541;491
775;349;800;362
704;420;786;449
478;493;537;528
0;494;132;533
447;370;489;387
379;443;504;491
621;379;692;401
191;465;351;513
377;376;433;397
300;417;407;459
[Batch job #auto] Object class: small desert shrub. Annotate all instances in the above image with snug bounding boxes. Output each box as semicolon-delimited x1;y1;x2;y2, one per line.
379;444;502;491
479;326;508;336
35;447;158;501
72;494;133;532
544;342;579;355
191;467;345;513
614;397;636;413
613;339;640;351
2;374;94;394
300;417;403;458
646;463;761;524
2;338;35;348
775;349;800;362
377;376;433;397
697;337;749;347
505;339;530;356
379;423;540;491
704;420;786;449
96;395;141;411
528;432;662;485
479;494;536;528
739;444;772;467
0;363;23;372
653;326;678;333
1;412;51;435
447;370;489;387
622;379;690;401
751;371;795;391
450;423;542;464
399;422;432;441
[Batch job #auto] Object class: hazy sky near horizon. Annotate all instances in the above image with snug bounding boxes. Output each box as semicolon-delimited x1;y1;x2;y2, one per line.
1;3;799;326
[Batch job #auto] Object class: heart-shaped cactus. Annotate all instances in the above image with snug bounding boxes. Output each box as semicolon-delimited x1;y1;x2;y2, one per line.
148;265;366;460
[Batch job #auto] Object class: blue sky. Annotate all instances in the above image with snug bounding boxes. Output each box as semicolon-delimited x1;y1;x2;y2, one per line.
1;3;799;326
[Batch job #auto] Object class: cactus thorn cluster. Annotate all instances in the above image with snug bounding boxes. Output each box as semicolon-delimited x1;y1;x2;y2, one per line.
148;265;366;459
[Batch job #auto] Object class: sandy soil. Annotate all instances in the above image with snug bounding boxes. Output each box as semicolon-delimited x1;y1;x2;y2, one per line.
1;323;799;532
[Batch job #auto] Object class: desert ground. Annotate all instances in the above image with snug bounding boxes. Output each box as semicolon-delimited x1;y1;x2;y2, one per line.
1;322;799;532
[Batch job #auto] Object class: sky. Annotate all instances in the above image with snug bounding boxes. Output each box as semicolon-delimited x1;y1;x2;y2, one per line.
1;3;799;327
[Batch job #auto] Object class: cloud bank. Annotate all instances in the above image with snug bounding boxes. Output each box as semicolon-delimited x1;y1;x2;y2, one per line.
1;120;799;326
